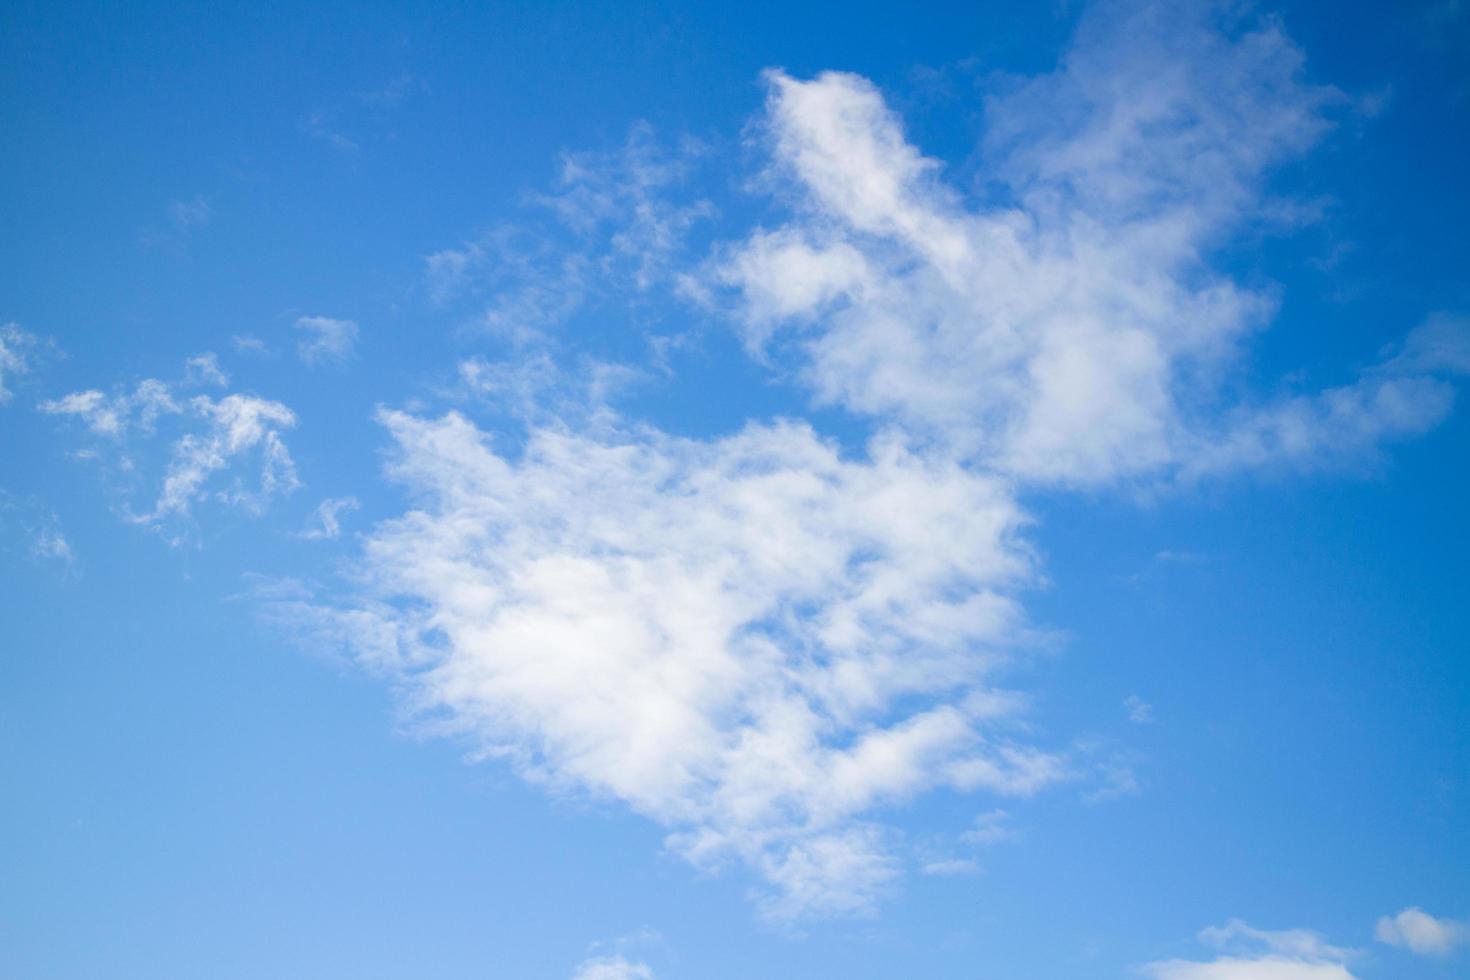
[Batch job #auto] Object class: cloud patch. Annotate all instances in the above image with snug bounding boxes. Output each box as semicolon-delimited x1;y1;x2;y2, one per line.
711;9;1467;487
1141;919;1359;979
0;322;39;403
280;408;1067;919
41;356;299;536
1374;907;1469;956
295;316;359;365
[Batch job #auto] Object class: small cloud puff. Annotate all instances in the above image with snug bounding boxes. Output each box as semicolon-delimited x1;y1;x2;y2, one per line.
1375;907;1468;956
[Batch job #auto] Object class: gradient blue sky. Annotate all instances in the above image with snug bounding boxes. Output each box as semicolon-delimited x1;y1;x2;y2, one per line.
2;1;1468;978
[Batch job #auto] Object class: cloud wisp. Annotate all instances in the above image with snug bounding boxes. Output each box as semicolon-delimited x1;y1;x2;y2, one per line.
0;322;40;403
41;356;299;538
294;316;359;365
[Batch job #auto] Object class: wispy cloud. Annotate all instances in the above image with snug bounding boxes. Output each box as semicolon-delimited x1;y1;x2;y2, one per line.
295;496;359;540
0;322;40;403
0;493;76;572
140;194;211;250
232;334;270;356
184;352;229;388
424;124;711;344
294;316;359;365
41;355;299;538
1125;695;1155;724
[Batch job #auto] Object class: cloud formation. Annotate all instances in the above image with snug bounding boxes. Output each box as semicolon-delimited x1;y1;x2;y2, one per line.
289;0;1470;921
713;6;1467;487
296;496;359;541
1374;906;1469;956
0;322;38;403
41;357;299;534
1141;920;1358;979
295;316;359;365
288;409;1063;918
424;124;710;341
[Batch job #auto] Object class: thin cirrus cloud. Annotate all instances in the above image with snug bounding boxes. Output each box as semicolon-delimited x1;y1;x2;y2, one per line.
295;496;359;541
294;315;359;365
274;0;1470;922
0;322;39;403
1374;907;1469;956
41;356;299;535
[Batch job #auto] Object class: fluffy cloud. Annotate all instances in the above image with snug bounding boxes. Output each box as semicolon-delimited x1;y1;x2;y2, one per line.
1141;920;1358;979
295;316;359;364
286;0;1469;922
1374;907;1469;956
0;322;38;403
712;5;1467;487
41;357;298;533
283;408;1066;918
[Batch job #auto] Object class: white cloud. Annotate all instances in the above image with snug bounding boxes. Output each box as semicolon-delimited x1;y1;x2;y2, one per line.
41;380;180;437
571;955;653;980
279;408;1068;919
1375;907;1469;956
30;522;74;566
0;322;38;403
150;394;298;522
41;358;299;533
296;496;359;540
1142;919;1359;979
184;352;229;387
294;316;359;365
711;7;1467;487
275;0;1470;925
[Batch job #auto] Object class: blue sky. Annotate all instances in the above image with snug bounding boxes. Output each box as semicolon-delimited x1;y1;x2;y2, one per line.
2;1;1468;977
